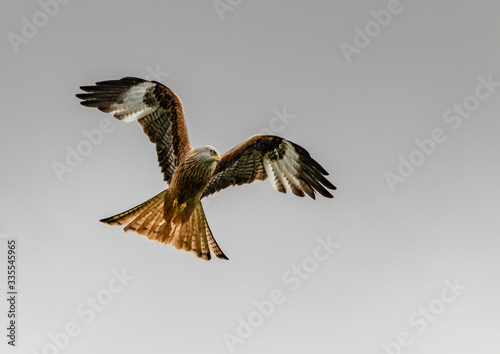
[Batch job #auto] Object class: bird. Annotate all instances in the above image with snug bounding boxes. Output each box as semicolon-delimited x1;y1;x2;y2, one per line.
76;77;336;261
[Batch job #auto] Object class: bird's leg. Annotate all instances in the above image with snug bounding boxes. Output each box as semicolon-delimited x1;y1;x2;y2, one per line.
172;198;187;211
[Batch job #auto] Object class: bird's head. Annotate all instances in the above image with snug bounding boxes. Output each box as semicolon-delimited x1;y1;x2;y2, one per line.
197;145;221;166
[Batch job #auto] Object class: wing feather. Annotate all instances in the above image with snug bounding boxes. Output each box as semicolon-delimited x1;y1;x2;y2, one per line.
202;134;336;199
76;77;191;183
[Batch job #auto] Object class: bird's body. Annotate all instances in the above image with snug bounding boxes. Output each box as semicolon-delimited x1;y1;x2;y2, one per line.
164;146;219;223
77;77;336;260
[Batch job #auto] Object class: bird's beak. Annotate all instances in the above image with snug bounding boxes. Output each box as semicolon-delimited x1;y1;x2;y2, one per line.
213;155;221;164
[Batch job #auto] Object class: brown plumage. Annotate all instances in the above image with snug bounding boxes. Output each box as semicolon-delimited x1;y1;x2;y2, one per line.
76;77;336;261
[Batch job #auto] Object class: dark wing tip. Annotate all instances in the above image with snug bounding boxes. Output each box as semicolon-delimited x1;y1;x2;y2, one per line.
322;178;337;191
79;85;96;93
285;141;336;199
78;100;94;107
322;191;334;198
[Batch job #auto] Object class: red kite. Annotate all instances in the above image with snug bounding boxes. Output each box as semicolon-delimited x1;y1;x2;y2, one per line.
77;77;336;260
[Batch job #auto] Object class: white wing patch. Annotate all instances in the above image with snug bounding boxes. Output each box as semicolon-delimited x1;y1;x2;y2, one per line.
263;144;304;195
276;158;302;195
263;159;279;191
111;82;157;122
271;159;287;193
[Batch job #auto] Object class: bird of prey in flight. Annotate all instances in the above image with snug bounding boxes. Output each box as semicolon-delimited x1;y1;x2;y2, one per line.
76;77;336;261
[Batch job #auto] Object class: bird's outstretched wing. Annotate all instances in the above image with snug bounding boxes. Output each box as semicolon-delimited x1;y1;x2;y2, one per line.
76;77;191;183
202;135;336;199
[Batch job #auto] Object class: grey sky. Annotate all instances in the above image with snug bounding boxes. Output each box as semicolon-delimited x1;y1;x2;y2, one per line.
1;1;500;353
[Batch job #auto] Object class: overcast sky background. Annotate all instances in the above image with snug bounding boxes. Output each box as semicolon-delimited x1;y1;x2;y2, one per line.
1;0;500;353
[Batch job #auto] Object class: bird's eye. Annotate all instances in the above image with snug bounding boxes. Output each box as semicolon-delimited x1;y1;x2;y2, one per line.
210;150;216;155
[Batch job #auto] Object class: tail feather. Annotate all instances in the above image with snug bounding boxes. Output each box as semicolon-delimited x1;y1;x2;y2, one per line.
183;223;192;251
182;222;193;253
171;224;184;250
191;210;202;259
101;190;166;227
146;212;164;238
181;216;195;253
134;207;160;234
198;203;228;260
100;191;228;261
186;213;198;254
157;222;169;244
199;221;210;261
123;196;163;233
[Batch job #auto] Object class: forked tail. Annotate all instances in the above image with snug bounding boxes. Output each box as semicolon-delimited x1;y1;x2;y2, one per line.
100;191;228;261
